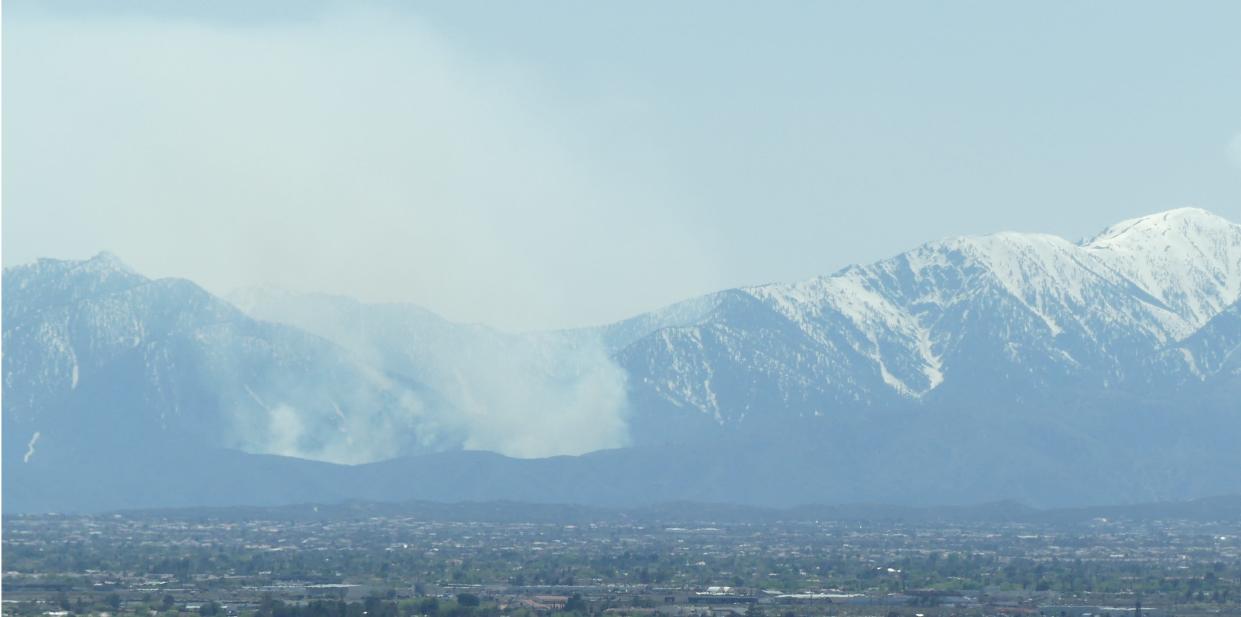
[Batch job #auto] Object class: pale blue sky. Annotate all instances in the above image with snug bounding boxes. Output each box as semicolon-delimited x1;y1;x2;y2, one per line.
5;1;1241;330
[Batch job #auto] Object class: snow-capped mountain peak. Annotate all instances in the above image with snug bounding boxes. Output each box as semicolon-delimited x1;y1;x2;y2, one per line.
1084;207;1232;248
22;251;138;277
1082;207;1241;328
607;209;1241;423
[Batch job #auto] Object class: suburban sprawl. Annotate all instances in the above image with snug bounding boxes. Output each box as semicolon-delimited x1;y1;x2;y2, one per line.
5;503;1241;617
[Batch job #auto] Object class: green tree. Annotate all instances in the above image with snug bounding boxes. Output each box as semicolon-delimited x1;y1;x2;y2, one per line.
564;594;587;614
417;598;440;616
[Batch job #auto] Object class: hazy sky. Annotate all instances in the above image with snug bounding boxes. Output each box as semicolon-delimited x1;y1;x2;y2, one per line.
5;0;1241;331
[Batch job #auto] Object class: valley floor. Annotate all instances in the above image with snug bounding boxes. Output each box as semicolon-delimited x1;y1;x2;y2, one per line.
5;507;1241;617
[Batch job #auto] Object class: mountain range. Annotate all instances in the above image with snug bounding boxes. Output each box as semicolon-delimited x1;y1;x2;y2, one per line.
5;207;1241;513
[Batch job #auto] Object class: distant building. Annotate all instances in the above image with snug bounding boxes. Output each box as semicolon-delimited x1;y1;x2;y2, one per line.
688;595;756;605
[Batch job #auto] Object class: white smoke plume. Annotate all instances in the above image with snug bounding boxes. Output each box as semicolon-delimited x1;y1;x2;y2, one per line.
3;4;721;333
438;333;630;458
227;288;630;462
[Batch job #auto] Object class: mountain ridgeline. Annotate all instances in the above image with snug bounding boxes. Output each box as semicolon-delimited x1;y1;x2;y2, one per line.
5;208;1241;513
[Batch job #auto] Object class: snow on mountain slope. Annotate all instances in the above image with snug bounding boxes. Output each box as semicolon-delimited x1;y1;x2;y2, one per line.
1166;298;1241;381
858;231;1189;381
3;254;451;467
1083;207;1241;332
609;209;1240;429
590;291;736;355
617;289;910;435
747;270;941;397
897;232;1184;341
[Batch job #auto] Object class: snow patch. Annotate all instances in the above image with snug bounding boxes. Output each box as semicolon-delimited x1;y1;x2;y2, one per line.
1083;207;1241;331
916;329;944;390
876;360;913;397
23;432;41;463
1179;348;1203;379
